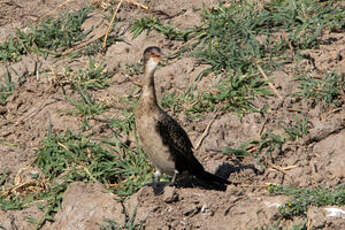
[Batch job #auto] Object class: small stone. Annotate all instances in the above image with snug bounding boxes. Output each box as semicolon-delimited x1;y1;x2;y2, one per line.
183;206;201;217
0;106;7;115
162;186;178;203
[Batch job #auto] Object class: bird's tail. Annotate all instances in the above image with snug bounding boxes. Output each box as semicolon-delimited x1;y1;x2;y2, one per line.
197;170;232;185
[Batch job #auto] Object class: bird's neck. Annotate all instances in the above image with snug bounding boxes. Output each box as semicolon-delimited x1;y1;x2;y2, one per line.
141;67;158;106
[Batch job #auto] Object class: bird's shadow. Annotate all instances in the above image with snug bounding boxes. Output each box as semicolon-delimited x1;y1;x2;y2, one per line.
149;161;262;195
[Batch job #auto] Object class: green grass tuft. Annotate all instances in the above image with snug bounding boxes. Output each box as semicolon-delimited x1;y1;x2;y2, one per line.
133;0;345;115
268;184;345;218
195;0;345;74
64;57;114;90
284;115;309;141
200;72;273;114
35;129;151;197
130;17;195;41
0;72;16;105
64;88;109;130
254;222;306;230
223;131;285;160
100;207;143;230
0;7;92;62
295;72;345;109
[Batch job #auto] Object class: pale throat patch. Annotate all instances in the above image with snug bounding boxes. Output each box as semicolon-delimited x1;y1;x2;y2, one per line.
146;58;159;73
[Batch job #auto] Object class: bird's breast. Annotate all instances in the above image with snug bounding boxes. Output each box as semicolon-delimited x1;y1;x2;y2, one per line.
135;114;176;176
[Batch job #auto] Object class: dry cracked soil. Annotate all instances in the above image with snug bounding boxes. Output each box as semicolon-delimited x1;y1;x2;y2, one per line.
0;0;345;229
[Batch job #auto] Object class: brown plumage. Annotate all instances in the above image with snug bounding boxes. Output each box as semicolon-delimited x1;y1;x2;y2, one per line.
135;46;231;186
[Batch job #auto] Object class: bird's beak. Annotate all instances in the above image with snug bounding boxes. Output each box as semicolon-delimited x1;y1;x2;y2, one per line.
153;51;167;63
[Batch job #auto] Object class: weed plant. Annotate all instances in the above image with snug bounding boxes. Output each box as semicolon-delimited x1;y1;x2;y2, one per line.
195;0;345;74
160;87;205;119
191;0;345;113
131;0;345;114
125;62;144;77
0;72;15;105
64;88;109;130
131;17;196;41
254;222;306;230
284;115;309;141
0;7;92;62
64;57;114;90
223;131;284;159
75;20;124;57
162;72;273;117
100;208;143;230
268;184;345;218
35;130;151;194
199;72;273;115
295;72;345;109
0;108;151;226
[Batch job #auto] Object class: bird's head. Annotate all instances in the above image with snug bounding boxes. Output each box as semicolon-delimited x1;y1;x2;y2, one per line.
143;46;164;73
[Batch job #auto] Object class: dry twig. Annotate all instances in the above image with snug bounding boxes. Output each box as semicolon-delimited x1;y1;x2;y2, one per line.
103;0;123;48
126;0;148;9
282;165;298;170
266;161;287;175
239;183;269;188
257;64;283;100
62;33;105;56
39;0;148;56
259;117;268;136
194;114;218;150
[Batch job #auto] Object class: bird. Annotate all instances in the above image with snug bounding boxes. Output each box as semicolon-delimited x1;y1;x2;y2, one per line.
135;46;231;187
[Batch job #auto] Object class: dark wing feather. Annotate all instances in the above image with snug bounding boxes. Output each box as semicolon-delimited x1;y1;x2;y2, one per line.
156;111;204;174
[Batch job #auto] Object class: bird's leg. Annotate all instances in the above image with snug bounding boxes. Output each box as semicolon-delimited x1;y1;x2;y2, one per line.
153;169;161;187
170;170;179;185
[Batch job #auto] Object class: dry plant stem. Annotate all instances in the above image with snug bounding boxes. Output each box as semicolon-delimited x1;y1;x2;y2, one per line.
282;165;298;170
39;0;148;55
339;83;345;103
324;107;342;119
103;0;123;48
247;146;257;153
282;30;295;57
266;161;287;175
58;142;70;151
194;114;217;150
40;0;75;20
259;117;268;136
83;167;98;183
239;184;269;187
14;33;41;80
175;32;207;56
0;180;46;197
62;33;105;55
287;107;304;112
126;0;148;9
257;64;283;100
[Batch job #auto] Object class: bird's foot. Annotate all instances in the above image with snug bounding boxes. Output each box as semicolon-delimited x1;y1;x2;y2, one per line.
168;170;179;186
152;169;161;188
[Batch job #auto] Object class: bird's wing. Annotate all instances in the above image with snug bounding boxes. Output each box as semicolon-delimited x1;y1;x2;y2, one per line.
155;111;204;173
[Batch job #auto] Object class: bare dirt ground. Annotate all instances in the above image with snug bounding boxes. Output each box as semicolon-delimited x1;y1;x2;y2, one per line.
0;0;345;229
